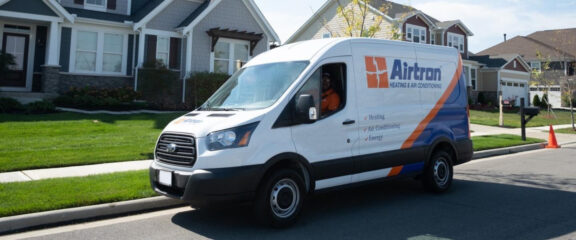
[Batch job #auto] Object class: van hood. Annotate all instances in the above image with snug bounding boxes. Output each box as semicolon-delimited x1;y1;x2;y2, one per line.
162;110;265;138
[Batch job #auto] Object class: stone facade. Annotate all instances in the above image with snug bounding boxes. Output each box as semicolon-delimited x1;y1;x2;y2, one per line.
41;65;61;95
58;74;134;93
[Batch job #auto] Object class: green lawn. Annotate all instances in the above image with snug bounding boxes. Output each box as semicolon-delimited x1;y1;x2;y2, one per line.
0;170;157;217
472;134;544;151
554;127;576;134
0;112;183;172
470;109;575;128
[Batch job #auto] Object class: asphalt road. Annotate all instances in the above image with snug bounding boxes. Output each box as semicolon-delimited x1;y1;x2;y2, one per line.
6;144;576;240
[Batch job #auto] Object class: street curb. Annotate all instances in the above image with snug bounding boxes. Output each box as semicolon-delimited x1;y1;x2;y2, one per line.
0;196;186;234
472;142;546;160
56;107;183;115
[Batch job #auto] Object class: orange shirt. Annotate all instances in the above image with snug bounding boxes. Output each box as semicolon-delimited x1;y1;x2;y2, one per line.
321;88;340;112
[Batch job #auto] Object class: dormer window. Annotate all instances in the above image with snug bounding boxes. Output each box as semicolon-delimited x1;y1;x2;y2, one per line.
447;33;464;53
406;24;426;44
85;0;106;11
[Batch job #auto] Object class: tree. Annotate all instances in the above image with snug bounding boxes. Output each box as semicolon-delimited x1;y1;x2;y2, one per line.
532;94;541;108
322;0;408;39
530;51;555;119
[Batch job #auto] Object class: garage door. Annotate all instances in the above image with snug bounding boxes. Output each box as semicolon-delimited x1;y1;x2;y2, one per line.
501;79;528;106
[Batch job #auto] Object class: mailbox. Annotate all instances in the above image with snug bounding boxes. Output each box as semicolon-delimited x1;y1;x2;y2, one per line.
523;107;540;117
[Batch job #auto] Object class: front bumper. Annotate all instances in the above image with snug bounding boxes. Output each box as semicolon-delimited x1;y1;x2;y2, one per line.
149;163;263;207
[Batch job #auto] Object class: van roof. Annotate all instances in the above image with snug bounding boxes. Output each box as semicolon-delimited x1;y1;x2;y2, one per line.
245;38;458;67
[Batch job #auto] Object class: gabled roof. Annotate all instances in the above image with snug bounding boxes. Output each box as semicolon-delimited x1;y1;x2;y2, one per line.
176;0;209;28
0;0;74;22
469;55;508;68
526;28;576;58
436;20;474;36
478;35;575;62
470;54;530;71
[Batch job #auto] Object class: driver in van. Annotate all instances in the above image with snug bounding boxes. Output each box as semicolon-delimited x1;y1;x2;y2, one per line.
321;72;340;114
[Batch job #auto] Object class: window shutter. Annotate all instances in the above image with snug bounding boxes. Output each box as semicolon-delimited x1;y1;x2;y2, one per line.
169;38;181;70
107;0;116;10
74;0;84;4
145;35;157;64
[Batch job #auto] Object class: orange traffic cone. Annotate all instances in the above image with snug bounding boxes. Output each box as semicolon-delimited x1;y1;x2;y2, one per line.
546;125;560;149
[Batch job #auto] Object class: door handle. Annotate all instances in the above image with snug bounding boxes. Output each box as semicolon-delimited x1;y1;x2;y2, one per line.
342;119;356;125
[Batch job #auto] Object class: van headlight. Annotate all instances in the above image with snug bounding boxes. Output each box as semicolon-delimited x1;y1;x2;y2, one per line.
207;122;259;151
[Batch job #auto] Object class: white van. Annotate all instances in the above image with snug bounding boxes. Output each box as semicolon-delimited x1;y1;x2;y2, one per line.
150;38;473;227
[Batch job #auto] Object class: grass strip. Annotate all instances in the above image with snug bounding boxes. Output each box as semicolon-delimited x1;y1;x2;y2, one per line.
0;112;183;172
0;170;157;217
470;109;575;128
553;128;576;134
472;134;544;151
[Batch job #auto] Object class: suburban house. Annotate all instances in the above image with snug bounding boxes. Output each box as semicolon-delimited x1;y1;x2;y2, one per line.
468;54;531;106
478;28;576;107
0;0;279;102
285;0;532;106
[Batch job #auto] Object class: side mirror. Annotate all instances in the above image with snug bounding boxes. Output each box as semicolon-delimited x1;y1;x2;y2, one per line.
295;94;317;123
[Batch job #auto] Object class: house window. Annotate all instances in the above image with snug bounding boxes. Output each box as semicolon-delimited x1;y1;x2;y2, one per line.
73;30;126;74
212;38;250;75
75;31;98;72
447;33;464;53
405;24;426;44
102;33;123;73
85;0;106;11
322;32;331;38
430;33;435;45
471;68;477;90
530;61;541;72
156;37;170;66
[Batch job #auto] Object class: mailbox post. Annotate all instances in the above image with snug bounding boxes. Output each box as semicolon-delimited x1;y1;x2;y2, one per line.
520;98;540;141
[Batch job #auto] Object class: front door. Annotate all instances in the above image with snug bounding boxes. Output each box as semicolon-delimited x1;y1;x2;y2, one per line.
1;33;29;88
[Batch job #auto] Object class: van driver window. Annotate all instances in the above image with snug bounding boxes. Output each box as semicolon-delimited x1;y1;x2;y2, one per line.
295;63;346;118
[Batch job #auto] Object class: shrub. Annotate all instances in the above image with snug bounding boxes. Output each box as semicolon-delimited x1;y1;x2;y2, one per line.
186;72;230;107
53;86;141;110
532;95;541;108
26;100;56;114
477;92;486;105
138;60;183;109
540;94;549;109
0;97;24;113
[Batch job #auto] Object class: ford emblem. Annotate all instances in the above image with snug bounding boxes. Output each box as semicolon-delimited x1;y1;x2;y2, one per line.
167;143;177;153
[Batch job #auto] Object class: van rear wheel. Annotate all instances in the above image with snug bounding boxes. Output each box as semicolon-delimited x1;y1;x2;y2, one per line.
254;169;305;228
422;151;453;193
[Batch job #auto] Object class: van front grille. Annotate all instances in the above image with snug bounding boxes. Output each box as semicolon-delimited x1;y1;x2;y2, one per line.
155;133;196;166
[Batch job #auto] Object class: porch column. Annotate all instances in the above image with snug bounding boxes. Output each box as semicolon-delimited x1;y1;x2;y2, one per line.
46;21;60;66
185;31;193;75
137;31;145;67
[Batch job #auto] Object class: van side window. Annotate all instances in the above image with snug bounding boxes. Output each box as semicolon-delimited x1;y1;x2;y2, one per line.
320;63;346;117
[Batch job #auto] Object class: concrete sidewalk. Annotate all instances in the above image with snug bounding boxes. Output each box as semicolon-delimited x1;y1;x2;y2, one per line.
471;124;576;146
0;160;151;183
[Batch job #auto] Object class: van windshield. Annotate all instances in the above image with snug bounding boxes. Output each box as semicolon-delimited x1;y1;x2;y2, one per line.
199;61;309;111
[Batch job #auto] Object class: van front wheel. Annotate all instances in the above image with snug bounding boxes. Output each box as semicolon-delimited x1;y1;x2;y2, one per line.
423;151;453;193
254;169;305;228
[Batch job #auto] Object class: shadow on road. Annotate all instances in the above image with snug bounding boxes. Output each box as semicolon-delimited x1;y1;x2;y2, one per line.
171;178;576;240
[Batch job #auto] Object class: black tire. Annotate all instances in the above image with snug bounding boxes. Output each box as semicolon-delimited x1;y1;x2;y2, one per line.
422;150;453;193
254;169;305;228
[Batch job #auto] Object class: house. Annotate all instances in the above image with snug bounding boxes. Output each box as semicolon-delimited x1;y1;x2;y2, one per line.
285;0;482;99
468;54;531;106
478;28;576;107
0;0;279;102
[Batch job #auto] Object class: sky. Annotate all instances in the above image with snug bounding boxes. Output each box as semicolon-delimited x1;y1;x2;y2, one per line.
253;0;576;53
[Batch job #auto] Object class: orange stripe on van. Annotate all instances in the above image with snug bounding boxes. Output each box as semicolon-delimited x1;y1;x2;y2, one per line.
388;166;404;177
401;55;463;149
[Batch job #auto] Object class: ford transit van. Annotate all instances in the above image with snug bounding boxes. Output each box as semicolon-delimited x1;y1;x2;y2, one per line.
149;38;473;227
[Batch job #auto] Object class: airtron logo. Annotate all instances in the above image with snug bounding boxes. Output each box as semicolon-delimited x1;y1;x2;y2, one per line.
364;56;389;88
365;56;443;89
